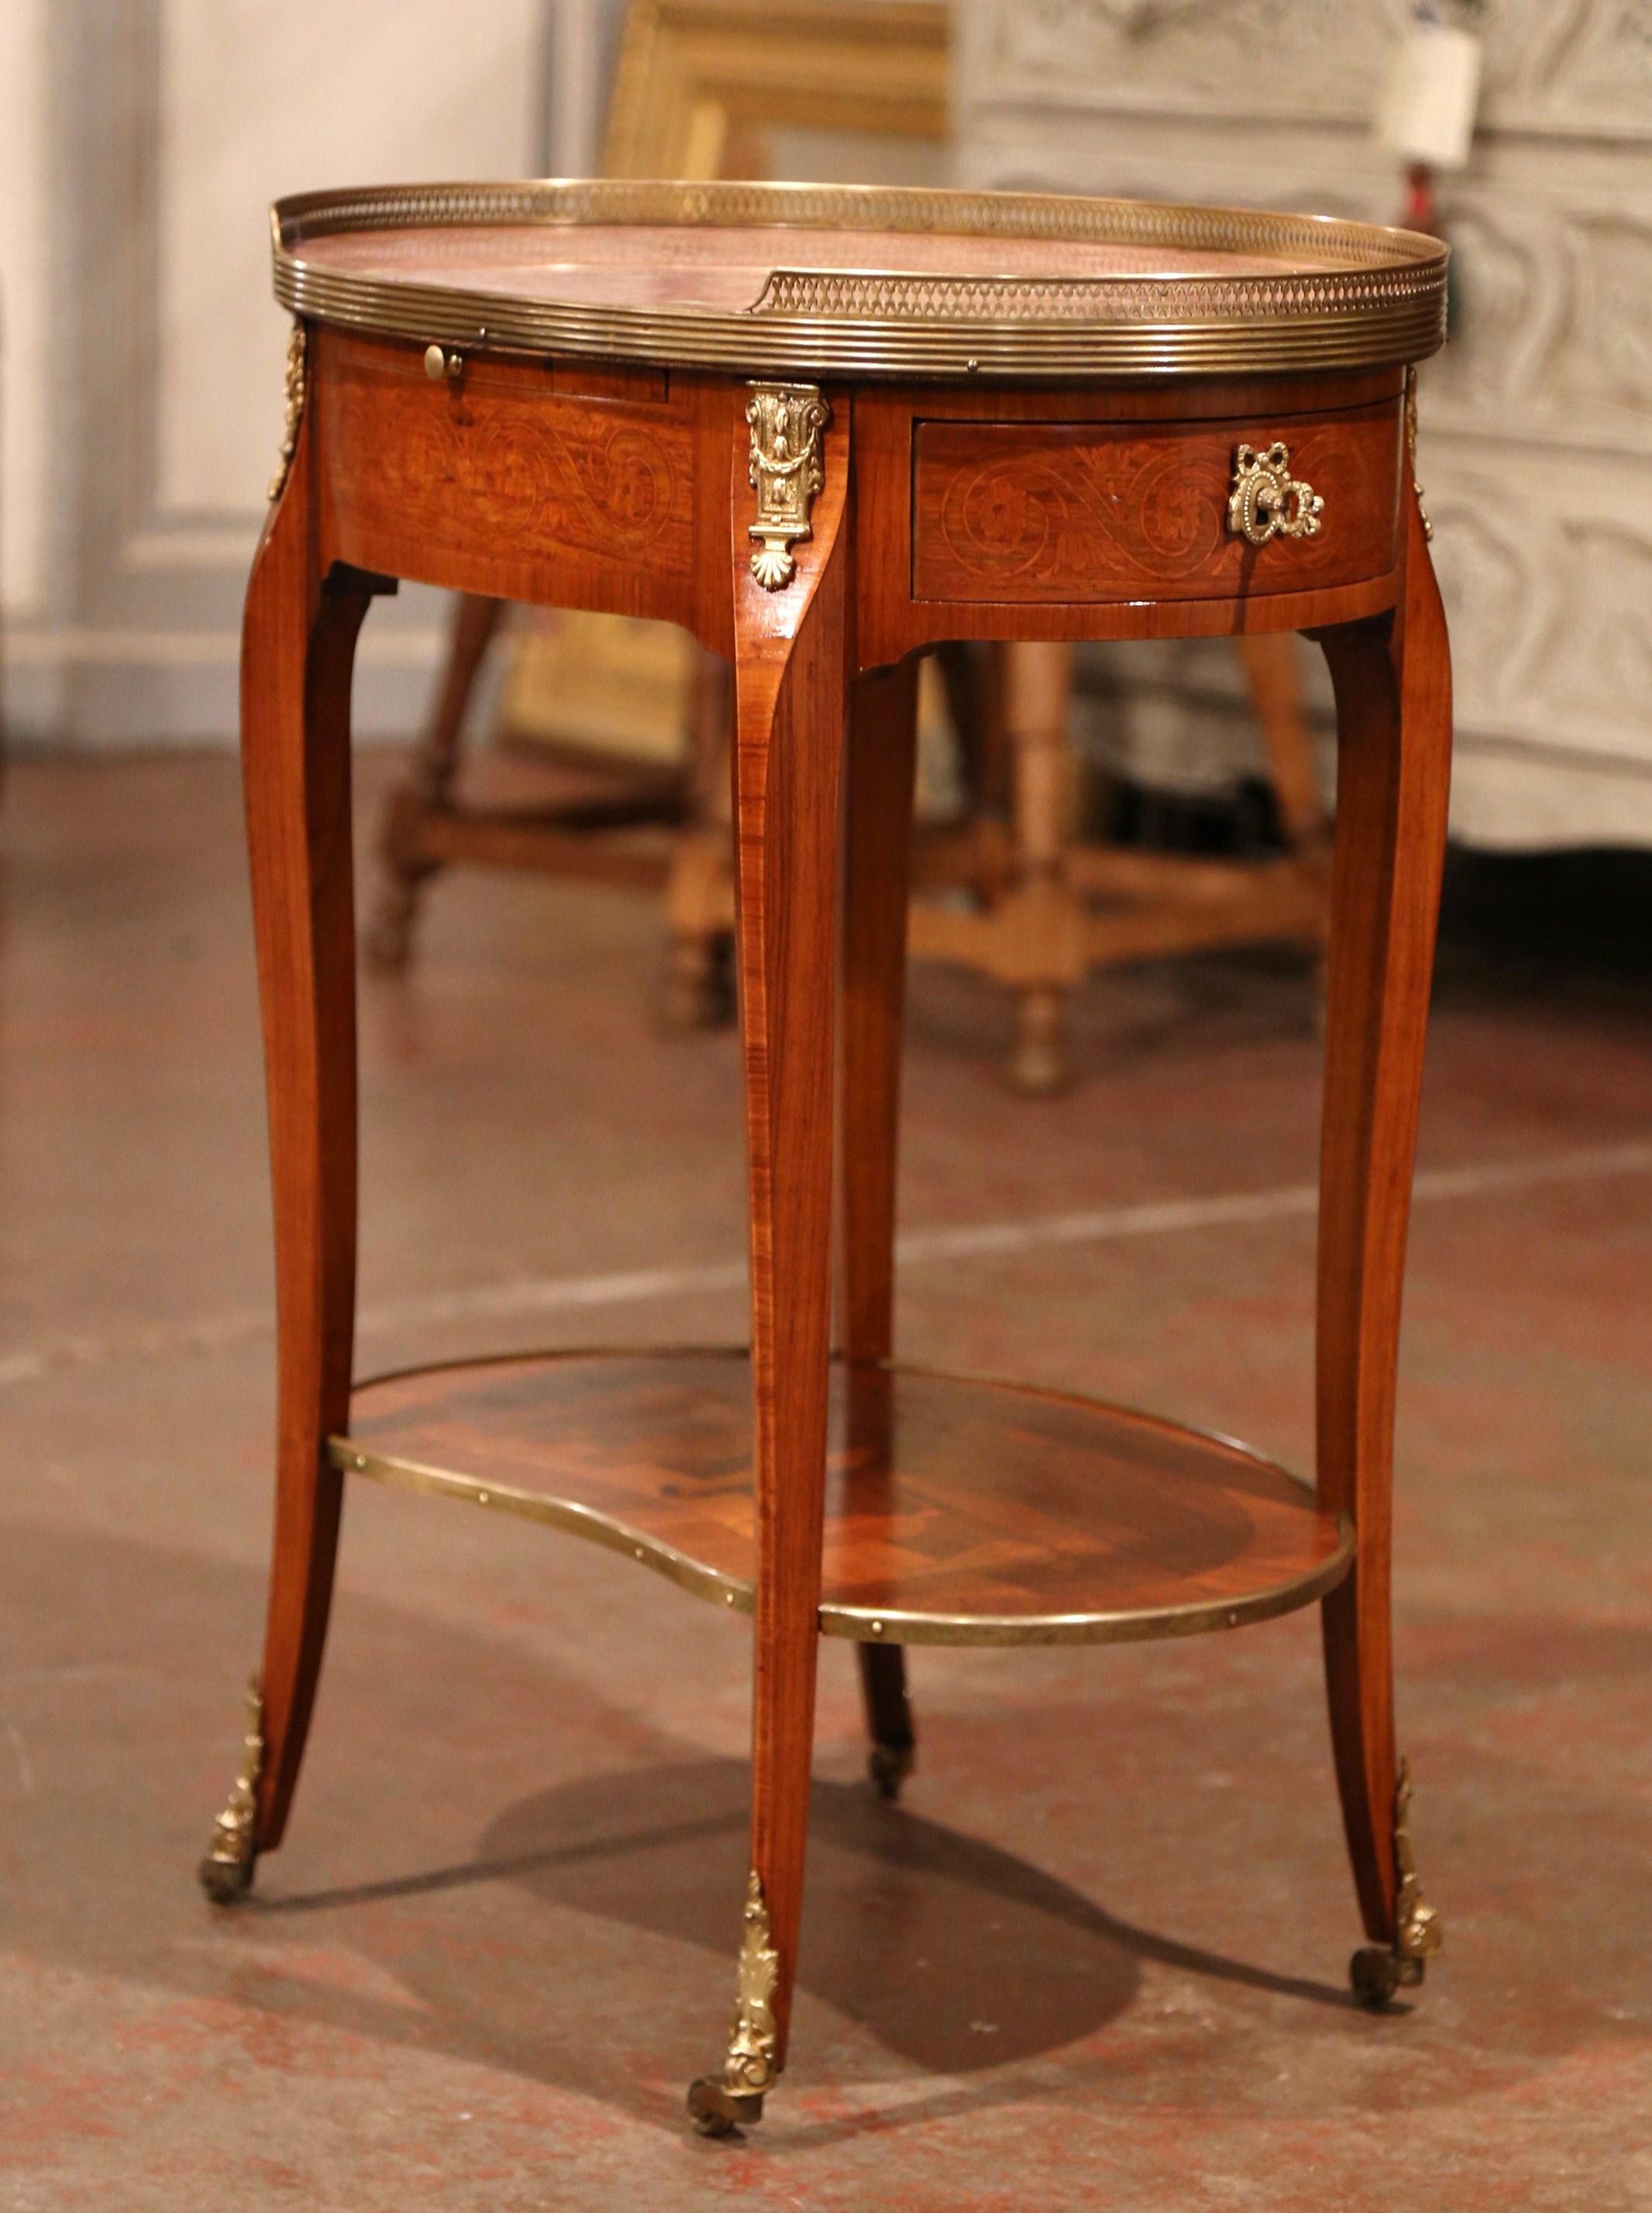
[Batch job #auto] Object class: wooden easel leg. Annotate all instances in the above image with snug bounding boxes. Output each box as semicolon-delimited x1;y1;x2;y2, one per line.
689;392;849;2135
363;593;504;972
203;360;376;1902
841;658;921;1801
1313;489;1451;2004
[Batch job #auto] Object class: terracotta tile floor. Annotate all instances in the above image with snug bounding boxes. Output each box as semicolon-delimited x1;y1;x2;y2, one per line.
2;750;1649;2210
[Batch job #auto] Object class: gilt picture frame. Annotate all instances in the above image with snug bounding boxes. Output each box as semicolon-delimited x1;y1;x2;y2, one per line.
499;0;949;765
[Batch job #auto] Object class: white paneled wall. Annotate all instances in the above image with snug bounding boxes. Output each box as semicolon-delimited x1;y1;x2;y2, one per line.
0;0;50;619
2;0;622;745
956;0;1652;849
156;0;544;516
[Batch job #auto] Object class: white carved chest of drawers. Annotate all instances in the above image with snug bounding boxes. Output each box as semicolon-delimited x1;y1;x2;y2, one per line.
955;0;1652;848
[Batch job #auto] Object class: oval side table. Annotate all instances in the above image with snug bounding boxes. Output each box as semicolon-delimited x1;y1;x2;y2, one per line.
200;181;1452;2135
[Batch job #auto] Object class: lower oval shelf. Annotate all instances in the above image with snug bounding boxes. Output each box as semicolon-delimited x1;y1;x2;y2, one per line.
332;1349;1352;1647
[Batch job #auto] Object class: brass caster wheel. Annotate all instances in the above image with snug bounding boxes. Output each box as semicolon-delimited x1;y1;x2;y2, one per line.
691;1871;779;2138
868;1743;914;1802
1351;1759;1444;2007
1350;1945;1424;2008
200;1676;263;1907
687;2076;766;2138
198;1849;256;1905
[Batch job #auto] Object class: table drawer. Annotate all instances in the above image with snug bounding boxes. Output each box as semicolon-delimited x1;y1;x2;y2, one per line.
910;401;1401;604
313;330;696;587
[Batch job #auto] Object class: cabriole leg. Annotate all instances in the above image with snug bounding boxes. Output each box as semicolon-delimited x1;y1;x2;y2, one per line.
203;333;375;1902
1314;487;1451;2001
689;386;848;2134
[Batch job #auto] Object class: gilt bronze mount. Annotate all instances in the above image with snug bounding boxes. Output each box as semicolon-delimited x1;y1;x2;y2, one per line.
199;1677;264;1904
267;323;307;504
1227;440;1324;547
688;1870;781;2136
1350;1757;1444;2005
1404;364;1433;542
745;384;829;589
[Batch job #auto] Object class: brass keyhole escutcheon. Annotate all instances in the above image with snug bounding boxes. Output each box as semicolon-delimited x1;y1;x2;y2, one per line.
1227;441;1323;546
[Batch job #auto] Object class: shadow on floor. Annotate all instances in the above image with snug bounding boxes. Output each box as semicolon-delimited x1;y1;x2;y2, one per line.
6;1514;1651;2141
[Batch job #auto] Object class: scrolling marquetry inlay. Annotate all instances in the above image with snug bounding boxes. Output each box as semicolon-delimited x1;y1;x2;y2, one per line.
316;346;697;586
912;407;1400;604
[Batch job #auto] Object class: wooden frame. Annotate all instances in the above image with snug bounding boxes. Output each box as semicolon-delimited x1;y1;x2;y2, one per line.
602;0;948;178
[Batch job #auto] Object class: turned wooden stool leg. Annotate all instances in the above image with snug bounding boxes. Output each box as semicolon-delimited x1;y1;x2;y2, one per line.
1313;486;1451;2005
841;657;921;1802
201;350;378;1902
1002;641;1082;1093
688;394;849;2134
1237;629;1327;853
363;592;504;972
1237;628;1334;1015
659;646;735;1030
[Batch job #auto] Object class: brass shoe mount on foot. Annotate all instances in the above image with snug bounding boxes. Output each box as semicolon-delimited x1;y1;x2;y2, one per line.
687;1871;780;2136
198;1678;264;1904
1351;1757;1443;2004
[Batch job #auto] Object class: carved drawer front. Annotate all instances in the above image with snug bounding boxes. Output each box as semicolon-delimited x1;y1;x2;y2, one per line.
910;401;1400;604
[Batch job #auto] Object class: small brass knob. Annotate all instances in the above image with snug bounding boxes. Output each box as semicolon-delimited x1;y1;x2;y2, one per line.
424;343;463;383
1227;441;1323;546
